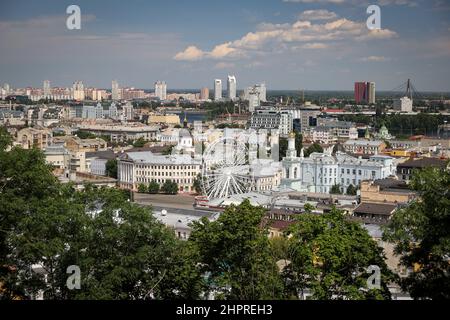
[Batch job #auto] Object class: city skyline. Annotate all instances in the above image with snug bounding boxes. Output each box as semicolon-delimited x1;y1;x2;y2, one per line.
0;0;450;91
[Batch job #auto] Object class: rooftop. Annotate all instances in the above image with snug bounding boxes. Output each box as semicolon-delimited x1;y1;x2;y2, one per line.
398;157;448;169
354;202;398;216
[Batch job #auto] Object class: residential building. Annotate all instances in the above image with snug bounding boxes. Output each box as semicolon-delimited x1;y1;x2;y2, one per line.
121;102;134;121
360;178;417;204
72;81;85;101
393;96;413;113
250;109;293;136
397;157;448;182
353;202;397;224
227;75;237;101
43;80;51;98
86;150;116;176
214;79;222;101
354;81;375;104
200;87;209;100
343;139;387;155
44;144;70;170
155;81;167;100
53;136;108;153
111;80;121;100
16;127;52;150
368;82;376;104
309;119;358;143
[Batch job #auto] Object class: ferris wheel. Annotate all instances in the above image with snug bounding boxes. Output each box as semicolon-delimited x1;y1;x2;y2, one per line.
201;137;254;199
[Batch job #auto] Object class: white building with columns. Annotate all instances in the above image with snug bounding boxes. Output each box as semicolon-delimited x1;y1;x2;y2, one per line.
282;132;396;193
118;151;201;193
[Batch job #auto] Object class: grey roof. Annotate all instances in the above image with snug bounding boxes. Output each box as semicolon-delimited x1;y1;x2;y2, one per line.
344;140;384;146
85;150;116;160
354;202;397;216
397;157;448;169
121;151;201;165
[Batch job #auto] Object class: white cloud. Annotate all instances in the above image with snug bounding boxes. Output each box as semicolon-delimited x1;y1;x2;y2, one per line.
174;46;205;61
302;42;329;49
356;29;398;40
298;10;338;20
360;55;391;62
174;16;398;61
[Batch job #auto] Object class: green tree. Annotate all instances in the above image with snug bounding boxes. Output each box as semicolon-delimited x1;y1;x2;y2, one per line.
0;126;12;151
305;143;323;157
193;174;203;194
383;168;450;299
105;159;118;179
162;180;179;195
282;208;394;300
346;184;357;196
137;183;147;193
189;199;283;299
132;137;147;148
162;145;174;155
330;184;342;195
148;181;160;194
279;138;288;161
75;131;97;139
295;131;303;157
0;129;188;300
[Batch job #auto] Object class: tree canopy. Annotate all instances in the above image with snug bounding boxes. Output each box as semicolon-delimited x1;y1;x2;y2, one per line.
189;200;283;299
383;167;450;299
282;209;395;300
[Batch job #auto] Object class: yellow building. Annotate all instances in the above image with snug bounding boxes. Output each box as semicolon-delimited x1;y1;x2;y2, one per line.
16;127;52;150
386;149;411;157
148;113;180;125
360;179;416;204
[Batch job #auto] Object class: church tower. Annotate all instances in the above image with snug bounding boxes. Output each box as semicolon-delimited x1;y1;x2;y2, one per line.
287;131;297;159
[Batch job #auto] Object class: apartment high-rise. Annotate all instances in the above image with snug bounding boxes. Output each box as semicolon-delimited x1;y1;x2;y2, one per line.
155;81;167;100
354;82;367;104
367;82;376;104
200;87;209;100
354;81;375;104
72;81;85;101
227;75;237;101
43;80;51;97
214;79;222;101
112;80;121;100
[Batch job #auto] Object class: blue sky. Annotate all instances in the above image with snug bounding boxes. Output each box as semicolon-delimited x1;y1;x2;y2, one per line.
0;0;449;91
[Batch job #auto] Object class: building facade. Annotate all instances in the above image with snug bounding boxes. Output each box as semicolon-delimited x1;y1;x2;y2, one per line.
118;151;201;193
282;134;396;193
227;75;237;101
154;81;167;100
214;79;222;101
250;109;293;136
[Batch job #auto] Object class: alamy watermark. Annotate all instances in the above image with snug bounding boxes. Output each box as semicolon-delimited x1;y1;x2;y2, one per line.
366;265;381;290
367;5;381;30
66;5;81;30
66;265;81;290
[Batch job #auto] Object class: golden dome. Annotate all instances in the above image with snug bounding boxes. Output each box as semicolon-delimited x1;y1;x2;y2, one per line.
289;131;296;139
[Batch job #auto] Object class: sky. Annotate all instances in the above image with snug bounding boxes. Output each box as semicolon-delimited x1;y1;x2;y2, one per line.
0;0;449;91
